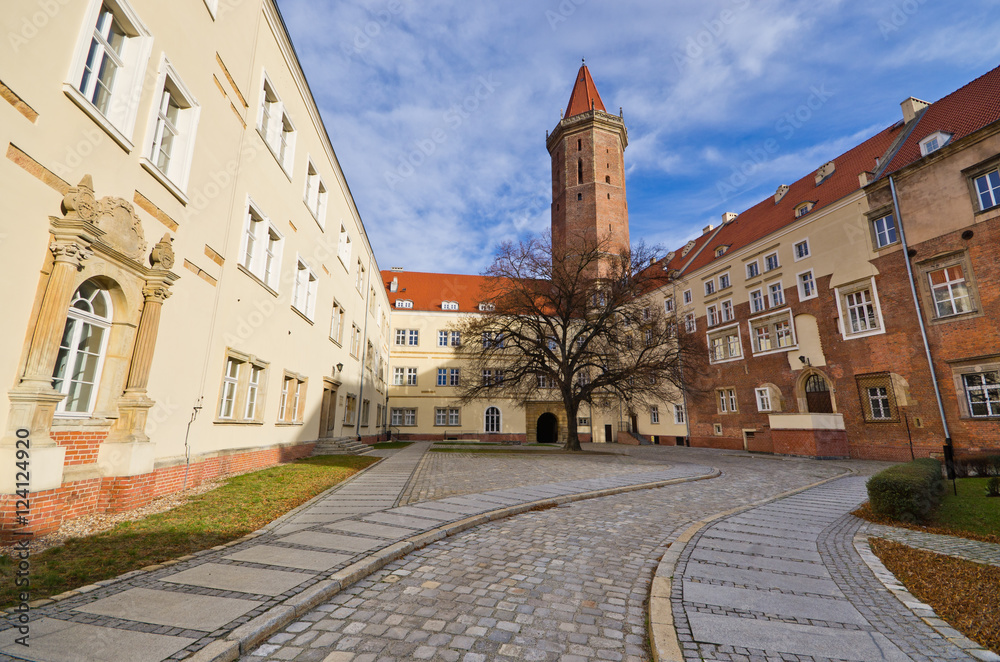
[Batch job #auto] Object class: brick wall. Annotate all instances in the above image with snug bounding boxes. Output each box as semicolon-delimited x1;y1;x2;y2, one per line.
52;429;107;466
772;429;849;458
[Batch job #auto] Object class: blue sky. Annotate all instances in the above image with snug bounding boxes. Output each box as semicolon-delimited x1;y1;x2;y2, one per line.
275;0;1000;275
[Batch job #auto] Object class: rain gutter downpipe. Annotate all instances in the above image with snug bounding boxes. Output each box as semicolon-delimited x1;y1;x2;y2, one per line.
888;175;953;458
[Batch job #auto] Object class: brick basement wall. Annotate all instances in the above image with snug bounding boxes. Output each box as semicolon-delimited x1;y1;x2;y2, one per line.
0;441;315;540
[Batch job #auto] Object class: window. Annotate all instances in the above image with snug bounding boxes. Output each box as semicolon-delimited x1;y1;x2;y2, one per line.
928;266;972;318
718;273;731;290
746;261;760;279
338;225;352;266
768;282;784;307
436;368;447;386
478;302;495;311
292;258;317;320
350;324;362;357
244;365;262;420
450;331;461;346
683;290;692;304
643;307;651;321
974;169;1000;210
673;403;685;424
856;374;899;422
142;58;199;196
708;327;742;363
650;405;660;424
395;299;413;309
755;388;772;412
355;260;365;292
578;417;590;427
717;389;738;413
706;305;719;327
434;408;461;426
441;301;459;310
484;406;501;433
963;372;1000;418
438;331;449;347
749;311;796;355
836;279;883;337
797;271;816;300
240;202;283;290
704;280;715;296
794;202;814;218
405;368;417;386
721;300;734;323
664;297;674;313
303;160;328;226
449;368;460;386
360;399;370;427
482;369;504;386
52;280;112;415
68;1;152;147
258;74;295;173
715;246;728;257
395;329;419;346
919;131;952;156
390;407;416;427
793;239;810;261
342;394;357;425
537;374;554;389
393;367;405;386
482;331;504;349
749;289;764;314
278;373;306;423
871;214;898;248
764;253;780;272
684;314;696;334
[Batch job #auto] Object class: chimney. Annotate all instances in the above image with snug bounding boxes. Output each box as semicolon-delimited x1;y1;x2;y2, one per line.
702;224;714;235
390;277;398;293
858;171;871;187
721;212;738;224
649;257;657;266
774;185;790;204
814;160;835;185
900;97;929;124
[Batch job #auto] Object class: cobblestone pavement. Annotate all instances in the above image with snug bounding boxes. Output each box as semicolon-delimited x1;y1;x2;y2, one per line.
863;523;1000;566
671;477;976;662
242;451;850;661
398;450;665;505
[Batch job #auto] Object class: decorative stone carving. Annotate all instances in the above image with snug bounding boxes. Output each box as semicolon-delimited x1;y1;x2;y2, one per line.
95;197;147;261
142;283;172;302
49;239;92;268
60;175;98;222
149;233;175;270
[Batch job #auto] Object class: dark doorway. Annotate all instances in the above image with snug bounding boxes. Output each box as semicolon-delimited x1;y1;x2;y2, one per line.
630;413;638;434
805;374;834;413
605;424;614;444
536;413;558;443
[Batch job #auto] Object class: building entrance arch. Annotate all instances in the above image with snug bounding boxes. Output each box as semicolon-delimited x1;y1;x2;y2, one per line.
536;412;558;443
803;372;834;413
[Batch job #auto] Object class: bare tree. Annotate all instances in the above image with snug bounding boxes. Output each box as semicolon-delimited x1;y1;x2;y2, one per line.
454;233;703;451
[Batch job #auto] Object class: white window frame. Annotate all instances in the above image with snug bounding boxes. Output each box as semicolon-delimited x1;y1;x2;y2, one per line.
140;55;200;202
706;322;742;364
767;281;785;308
834;277;886;340
650;405;659;424
706;305;719;327
484;406;502;433
797;269;817;301
746;260;760;279
350;324;362;357
442;301;459;310
718;272;731;290
928;265;973;318
682;289;692;305
292;256;318;320
393;367;405;386
664;297;674;313
704;280;715;296
673;403;685;424
64;0;153;151
684;313;696;334
395;299;413;309
338;225;352;267
872;213;899;248
919;131;952;156
720;299;734;323
755;387;772;412
53;284;113;417
764;252;780;272
749;288;765;314
240;198;283;291
973;169;1000;211
748;308;798;356
793;239;810;262
303;158;328;228
962;372;1000;418
257;70;296;176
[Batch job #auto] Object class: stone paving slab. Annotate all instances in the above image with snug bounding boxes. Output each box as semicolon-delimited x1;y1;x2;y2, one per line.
684;561;844;596
687;612;911;661
323;520;416;539
277;531;384;553
699;538;824;562
74;587;261;630
689;547;831;578
361;512;444;529
0;618;196;662
223;544;352;571
162;563;313;596
388;505;463;521
682;581;867;625
701;528;819;551
867;523;1000;567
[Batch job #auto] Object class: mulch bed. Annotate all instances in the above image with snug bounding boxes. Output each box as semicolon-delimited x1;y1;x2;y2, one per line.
869;538;1000;653
852;502;1000;545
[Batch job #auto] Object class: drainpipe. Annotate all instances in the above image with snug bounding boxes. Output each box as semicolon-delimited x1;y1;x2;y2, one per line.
888;176;952;458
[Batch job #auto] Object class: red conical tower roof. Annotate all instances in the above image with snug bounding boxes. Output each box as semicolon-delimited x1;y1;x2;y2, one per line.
564;62;606;118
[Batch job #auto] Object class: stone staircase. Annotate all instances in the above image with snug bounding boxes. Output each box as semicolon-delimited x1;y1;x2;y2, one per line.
313;437;374;456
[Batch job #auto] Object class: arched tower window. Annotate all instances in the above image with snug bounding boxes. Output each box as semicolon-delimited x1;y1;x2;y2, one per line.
578;159;583;184
52;280;113;415
484;406;501;433
605;175;611;184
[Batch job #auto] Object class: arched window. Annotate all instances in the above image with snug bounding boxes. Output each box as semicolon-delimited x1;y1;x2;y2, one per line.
484;406;501;433
52;280;112;414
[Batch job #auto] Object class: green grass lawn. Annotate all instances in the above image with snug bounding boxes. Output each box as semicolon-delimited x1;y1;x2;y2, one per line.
0;455;378;608
372;441;412;449
929;477;1000;539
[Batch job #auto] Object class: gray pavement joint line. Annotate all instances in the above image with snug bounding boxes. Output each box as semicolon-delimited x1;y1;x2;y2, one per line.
393;449;433;508
646;469;854;662
853;531;1000;662
195;467;721;662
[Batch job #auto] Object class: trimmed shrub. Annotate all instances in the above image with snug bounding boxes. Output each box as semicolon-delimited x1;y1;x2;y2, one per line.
866;458;943;523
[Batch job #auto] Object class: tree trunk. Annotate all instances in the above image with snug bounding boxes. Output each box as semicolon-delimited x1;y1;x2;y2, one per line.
564;399;581;451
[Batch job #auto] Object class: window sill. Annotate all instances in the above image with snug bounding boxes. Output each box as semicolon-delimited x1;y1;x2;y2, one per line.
62;84;134;153
842;327;886;340
275;421;304;427
709;356;744;365
213;419;265;426
291;305;315;325
928;310;981;326
751;345;799;358
237;264;280;297
329;337;343;347
256;127;293;182
961;416;1000;421
139;158;190;206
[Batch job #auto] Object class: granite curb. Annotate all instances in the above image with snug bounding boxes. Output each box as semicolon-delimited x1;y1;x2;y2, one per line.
646;469;855;662
855;531;1000;661
190;467;721;662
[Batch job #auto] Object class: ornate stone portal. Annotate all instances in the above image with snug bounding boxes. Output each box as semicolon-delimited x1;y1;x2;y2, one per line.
0;176;179;500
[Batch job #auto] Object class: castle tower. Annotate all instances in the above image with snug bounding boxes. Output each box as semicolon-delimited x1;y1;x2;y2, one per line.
547;63;630;264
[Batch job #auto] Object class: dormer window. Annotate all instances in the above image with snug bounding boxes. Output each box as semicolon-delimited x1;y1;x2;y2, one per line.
395;299;413;309
441;301;459;311
478;302;495;312
794;202;814;218
681;240;696;257
919;131;952;156
715;246;728;257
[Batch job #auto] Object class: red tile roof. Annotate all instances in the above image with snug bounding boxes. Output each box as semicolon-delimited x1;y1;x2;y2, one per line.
879;64;1000;178
675;123;904;275
565;63;607;118
381;271;494;313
